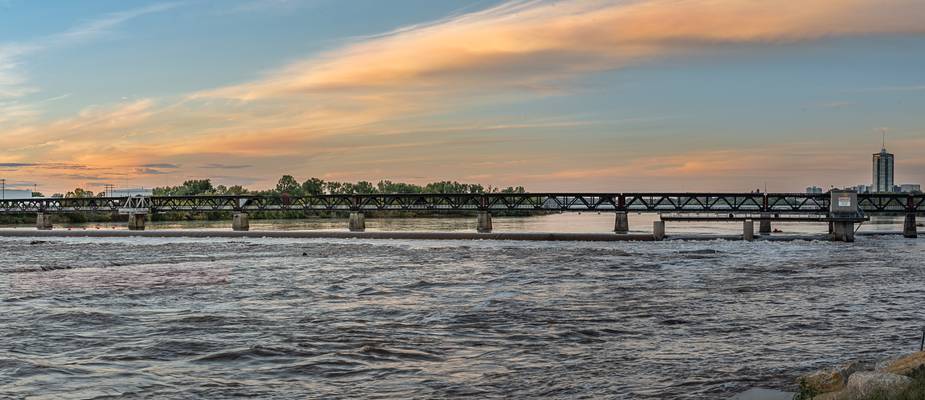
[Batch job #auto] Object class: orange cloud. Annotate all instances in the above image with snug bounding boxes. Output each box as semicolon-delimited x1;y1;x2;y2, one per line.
197;0;925;100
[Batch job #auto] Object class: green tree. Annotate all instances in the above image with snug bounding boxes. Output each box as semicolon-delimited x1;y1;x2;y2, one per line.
154;179;214;196
302;178;325;195
354;181;377;194
424;181;485;194
65;188;94;198
276;175;302;195
377;180;423;194
225;185;249;195
324;181;345;194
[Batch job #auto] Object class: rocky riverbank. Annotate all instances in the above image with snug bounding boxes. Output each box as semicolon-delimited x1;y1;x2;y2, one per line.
794;351;925;399
731;352;925;400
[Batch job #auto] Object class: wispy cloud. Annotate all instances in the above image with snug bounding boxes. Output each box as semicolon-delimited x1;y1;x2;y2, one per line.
140;163;180;169
133;167;170;175
0;3;177;100
0;162;91;170
201;163;254;169
52;3;178;45
0;163;37;167
0;45;36;99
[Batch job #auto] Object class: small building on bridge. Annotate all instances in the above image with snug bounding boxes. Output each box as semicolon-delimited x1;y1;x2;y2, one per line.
0;189;35;199
111;188;153;197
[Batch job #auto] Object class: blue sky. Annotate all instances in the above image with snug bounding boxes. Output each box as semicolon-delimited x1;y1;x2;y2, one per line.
1;0;923;193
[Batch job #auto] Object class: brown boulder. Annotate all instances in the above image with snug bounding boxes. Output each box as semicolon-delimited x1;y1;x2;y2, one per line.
798;361;870;394
846;371;912;398
799;369;846;393
879;351;925;376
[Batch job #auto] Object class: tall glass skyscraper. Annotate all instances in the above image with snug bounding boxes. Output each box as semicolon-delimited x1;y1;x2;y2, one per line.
872;147;894;193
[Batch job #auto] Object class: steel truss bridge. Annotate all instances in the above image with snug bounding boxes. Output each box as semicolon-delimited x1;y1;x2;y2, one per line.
1;193;923;215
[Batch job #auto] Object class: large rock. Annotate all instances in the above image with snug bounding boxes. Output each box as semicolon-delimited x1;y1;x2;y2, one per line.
878;351;925;376
799;368;846;393
798;361;870;393
845;371;911;398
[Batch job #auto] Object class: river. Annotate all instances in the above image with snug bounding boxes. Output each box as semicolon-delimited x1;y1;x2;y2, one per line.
1;214;922;399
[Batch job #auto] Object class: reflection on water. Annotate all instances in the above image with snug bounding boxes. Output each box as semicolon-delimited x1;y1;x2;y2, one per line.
0;212;910;235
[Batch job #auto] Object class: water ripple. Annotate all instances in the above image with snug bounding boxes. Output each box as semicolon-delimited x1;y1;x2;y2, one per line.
1;235;923;398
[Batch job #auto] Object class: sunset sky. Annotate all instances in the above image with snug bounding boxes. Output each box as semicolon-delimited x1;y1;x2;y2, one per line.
1;0;924;194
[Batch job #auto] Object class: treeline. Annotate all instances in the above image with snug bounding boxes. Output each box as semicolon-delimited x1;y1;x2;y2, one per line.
0;177;531;224
46;176;526;199
152;176;526;197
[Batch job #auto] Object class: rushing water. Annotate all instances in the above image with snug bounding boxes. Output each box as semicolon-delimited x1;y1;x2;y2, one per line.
1;215;923;399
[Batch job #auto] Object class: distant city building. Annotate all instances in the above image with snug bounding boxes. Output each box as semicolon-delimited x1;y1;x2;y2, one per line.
806;186;824;194
853;185;871;194
0;189;35;199
872;147;894;193
899;184;921;193
110;188;153;197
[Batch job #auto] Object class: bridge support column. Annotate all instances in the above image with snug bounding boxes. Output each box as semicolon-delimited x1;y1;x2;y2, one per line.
348;212;365;232
653;220;665;241
829;191;857;243
614;211;629;234
233;213;250;231
477;211;492;233
743;220;754;241
759;213;771;235
904;214;917;239
36;213;53;230
127;213;146;231
831;221;855;242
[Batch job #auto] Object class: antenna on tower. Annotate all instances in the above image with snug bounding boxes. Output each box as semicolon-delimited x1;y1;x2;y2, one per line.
880;127;888;151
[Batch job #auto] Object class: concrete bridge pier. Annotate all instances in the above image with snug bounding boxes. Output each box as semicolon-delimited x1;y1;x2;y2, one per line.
614;211;629;233
829;191;857;242
653;220;665;240
127;213;146;231
743;220;755;241
477;211;492;233
904;214;917;239
831;221;855;242
36;213;53;230
348;212;366;232
233;213;250;231
759;213;771;235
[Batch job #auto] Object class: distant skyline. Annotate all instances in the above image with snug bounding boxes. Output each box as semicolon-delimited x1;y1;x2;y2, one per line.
1;0;924;194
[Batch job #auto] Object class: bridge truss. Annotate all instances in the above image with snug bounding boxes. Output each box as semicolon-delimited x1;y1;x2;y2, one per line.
1;193;922;215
